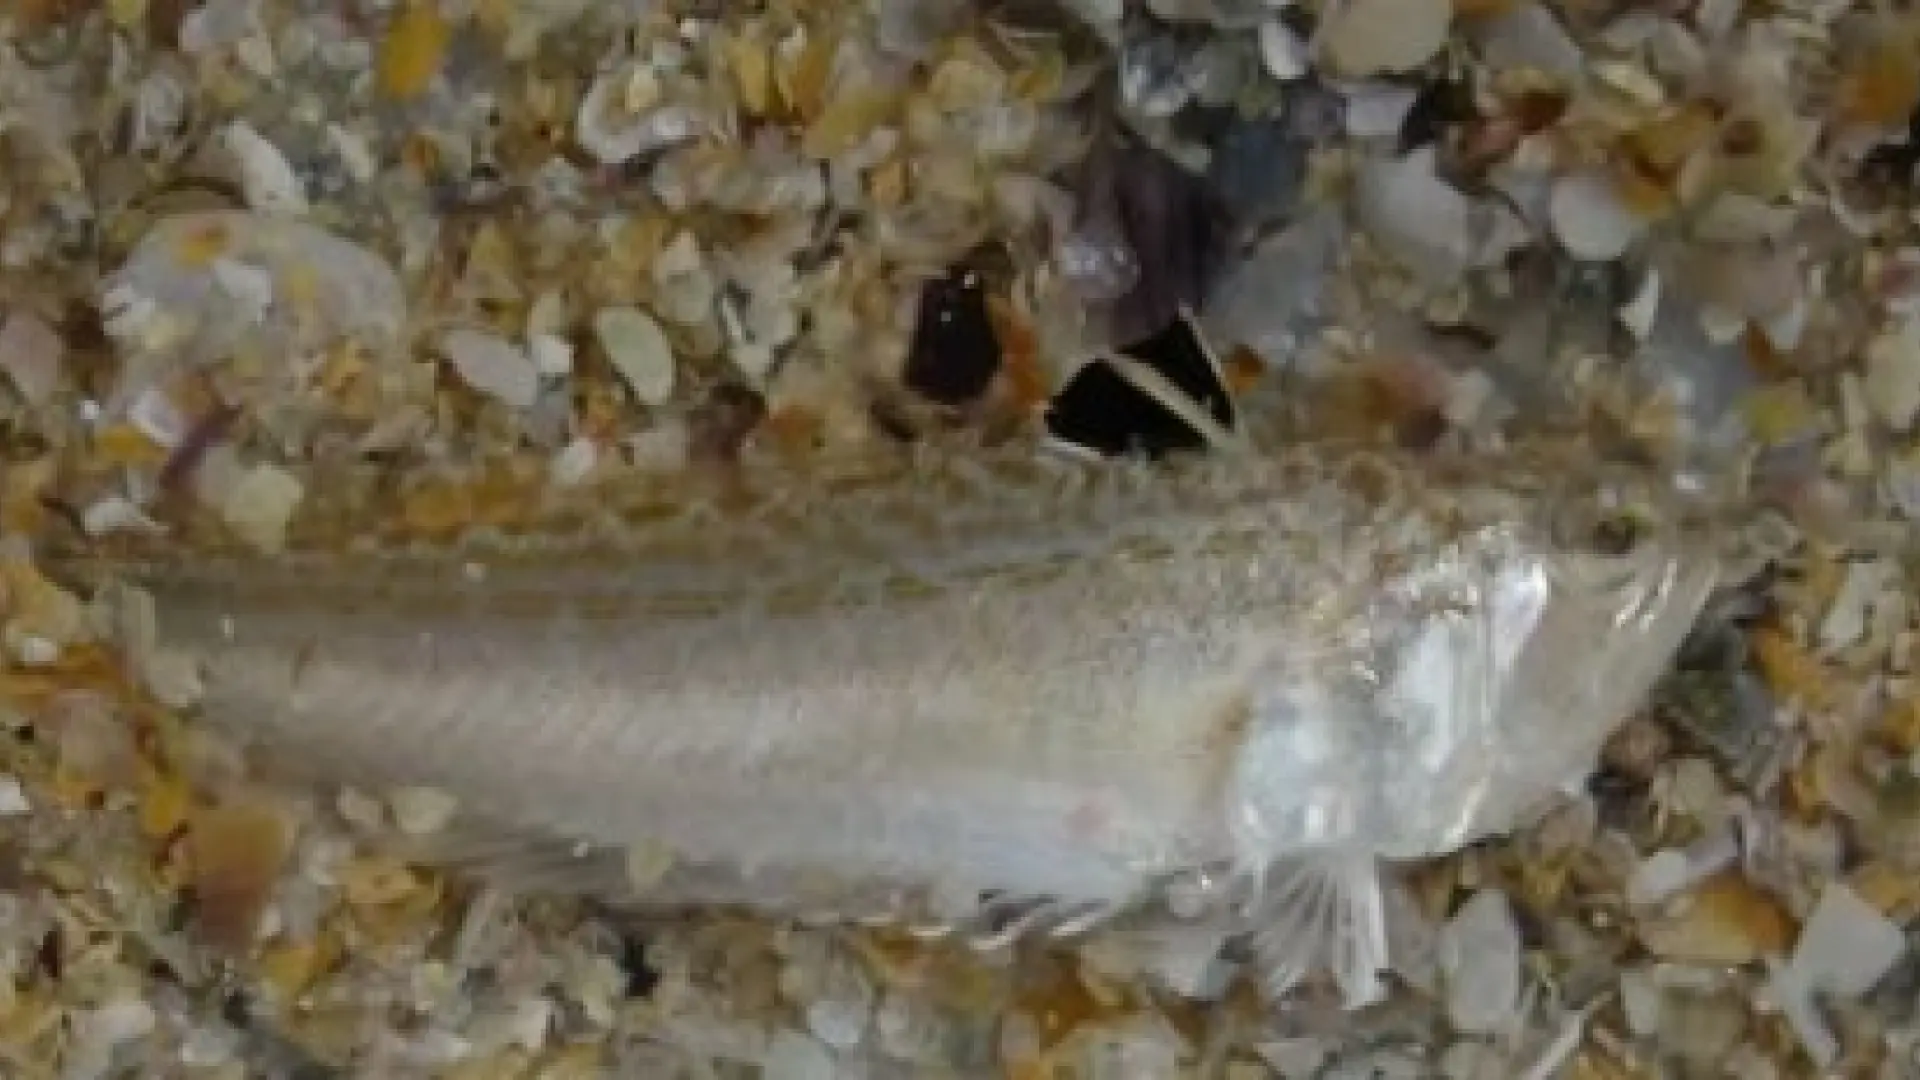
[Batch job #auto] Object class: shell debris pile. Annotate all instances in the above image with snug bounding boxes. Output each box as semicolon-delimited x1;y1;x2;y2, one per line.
5;0;1920;1075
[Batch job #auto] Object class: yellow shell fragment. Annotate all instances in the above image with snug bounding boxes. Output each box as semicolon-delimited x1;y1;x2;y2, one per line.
780;30;836;119
1637;872;1795;965
338;854;424;909
138;768;192;840
379;2;451;101
189;798;293;951
1750;625;1832;710
802;89;897;159
257;938;330;1000
723;31;774;116
1837;40;1920;128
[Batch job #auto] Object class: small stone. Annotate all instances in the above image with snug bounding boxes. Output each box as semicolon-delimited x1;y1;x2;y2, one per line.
1784;883;1905;996
594;307;677;406
378;1;450;100
1618;269;1662;340
71;998;157;1065
1549;172;1644;261
1866;317;1920;430
0;775;29;817
387;786;458;837
762;1030;838;1080
904;263;1001;406
217;463;304;554
528;332;574;378
0;309;63;405
442;329;539;409
220;120;308;217
1321;0;1451;77
549;436;598;487
190;798;293;950
1439;889;1521;1036
1638;872;1794;966
1258;19;1309;82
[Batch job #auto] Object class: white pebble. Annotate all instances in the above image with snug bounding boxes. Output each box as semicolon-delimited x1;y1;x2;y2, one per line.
388;786;459;836
549;436;599;487
594;306;677;406
75;998;157;1051
1258;19;1309;81
1548;172;1644;261
443;329;540;409
0;775;29;817
220;120;308;216
1438;889;1521;1036
7;630;61;668
1617;268;1662;341
217;462;305;554
762;1031;838;1080
1866;318;1920;431
81;495;166;537
325;122;377;183
211;256;275;321
127;386;188;448
0;309;63;406
626;419;691;473
1321;0;1451;76
528;332;574;378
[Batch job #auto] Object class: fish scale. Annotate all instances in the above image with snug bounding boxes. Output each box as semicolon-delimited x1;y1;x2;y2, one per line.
84;439;1713;926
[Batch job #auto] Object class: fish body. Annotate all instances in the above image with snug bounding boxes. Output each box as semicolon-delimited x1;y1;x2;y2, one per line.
113;442;1712;921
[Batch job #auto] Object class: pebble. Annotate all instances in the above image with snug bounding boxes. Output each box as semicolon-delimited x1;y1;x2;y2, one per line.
1548;171;1645;262
216;463;305;554
594;306;678;407
1321;0;1452;77
442;329;540;410
388;786;459;837
1866;317;1920;431
0;775;29;817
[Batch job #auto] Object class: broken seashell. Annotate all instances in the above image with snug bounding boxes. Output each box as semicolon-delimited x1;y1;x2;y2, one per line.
220;120;308;216
1258;19;1309;82
576;66;705;165
1547;172;1643;262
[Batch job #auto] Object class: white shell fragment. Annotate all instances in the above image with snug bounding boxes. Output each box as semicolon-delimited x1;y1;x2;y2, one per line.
576;65;704;165
388;786;460;837
1548;172;1644;261
1439;889;1522;1037
1618;268;1662;341
101;211;405;407
1355;149;1475;283
1340;81;1420;139
81;496;166;538
220;120;309;216
1768;884;1906;1067
652;231;717;326
0;308;63;406
0;774;29;818
442;329;540;409
549;436;599;487
528;332;574;378
1258;19;1310;82
1865;318;1920;431
1320;0;1451;77
1475;3;1584;81
594;306;678;406
216;462;305;554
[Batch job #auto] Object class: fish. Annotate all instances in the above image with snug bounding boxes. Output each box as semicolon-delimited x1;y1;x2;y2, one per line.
70;436;1715;933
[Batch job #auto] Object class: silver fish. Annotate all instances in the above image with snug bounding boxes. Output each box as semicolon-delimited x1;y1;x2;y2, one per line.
96;440;1713;927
